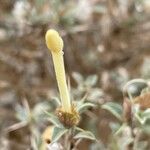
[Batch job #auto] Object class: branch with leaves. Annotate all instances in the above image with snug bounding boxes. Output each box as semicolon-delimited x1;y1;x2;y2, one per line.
101;79;150;150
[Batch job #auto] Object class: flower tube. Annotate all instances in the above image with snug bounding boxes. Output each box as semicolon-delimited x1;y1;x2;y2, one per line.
45;29;71;113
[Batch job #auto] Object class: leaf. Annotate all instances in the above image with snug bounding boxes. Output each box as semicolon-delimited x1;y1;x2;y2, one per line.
135;109;150;125
142;109;150;119
51;97;61;106
72;72;83;84
101;102;122;121
77;102;96;113
33;101;53;122
85;75;98;87
88;89;104;101
15;104;29;122
74;127;84;132
45;111;63;128
141;125;150;134
74;130;96;141
109;122;121;134
135;113;146;125
114;124;127;135
51;127;68;143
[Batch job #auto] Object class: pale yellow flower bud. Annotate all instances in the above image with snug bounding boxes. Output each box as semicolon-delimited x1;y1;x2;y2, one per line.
45;29;71;113
45;29;63;53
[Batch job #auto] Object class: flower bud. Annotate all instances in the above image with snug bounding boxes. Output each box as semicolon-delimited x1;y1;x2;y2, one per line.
45;29;71;113
45;29;63;53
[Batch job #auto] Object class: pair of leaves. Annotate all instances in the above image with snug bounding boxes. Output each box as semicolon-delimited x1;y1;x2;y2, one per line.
72;72;98;87
51;126;96;143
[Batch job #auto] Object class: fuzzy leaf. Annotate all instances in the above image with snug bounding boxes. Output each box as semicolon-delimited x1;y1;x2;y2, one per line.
45;111;63;128
74;127;84;132
74;130;96;140
72;72;83;84
33;101;53;122
101;102;122;121
85;75;98;87
88;89;104;102
51;97;61;106
77;102;96;113
15;104;29;122
142;109;150;119
51;127;68;143
135;113;146;125
114;124;127;135
135;109;150;125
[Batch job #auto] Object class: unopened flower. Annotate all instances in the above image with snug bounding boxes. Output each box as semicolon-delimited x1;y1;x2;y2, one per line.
45;29;71;113
45;29;80;127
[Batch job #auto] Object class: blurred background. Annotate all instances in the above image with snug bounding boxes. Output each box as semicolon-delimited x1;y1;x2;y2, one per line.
0;0;150;149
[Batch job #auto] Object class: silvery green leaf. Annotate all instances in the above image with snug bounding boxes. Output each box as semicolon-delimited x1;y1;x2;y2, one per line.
74;127;84;132
72;72;83;84
77;102;96;113
135;113;146;125
15;104;29;122
30;127;42;150
141;125;150;134
114;124;127;135
109;122;122;134
51;97;61;106
74;130;96;141
51;127;68;143
135;109;150;125
141;109;150;119
101;102;122;121
33;102;53;122
45;111;63;128
88;89;104;102
85;75;98;87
